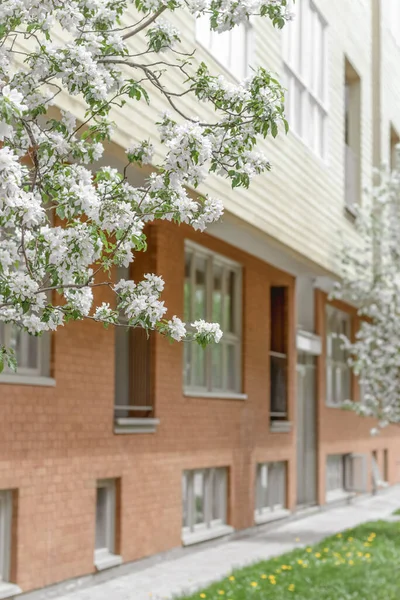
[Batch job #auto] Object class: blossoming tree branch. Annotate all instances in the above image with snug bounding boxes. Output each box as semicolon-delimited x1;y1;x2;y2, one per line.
0;0;290;371
335;155;400;427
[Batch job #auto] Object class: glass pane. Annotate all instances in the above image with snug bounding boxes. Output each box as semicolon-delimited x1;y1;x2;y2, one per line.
183;343;192;388
211;469;225;522
226;344;237;392
225;270;237;333
294;80;303;136
193;471;205;525
193;343;206;388
27;334;39;369
230;24;246;79
210;30;230;72
212;344;223;390
182;474;188;528
95;487;108;550
212;265;223;324
184;252;192;322
270;354;287;414
260;464;268;509
194;256;207;320
196;14;211;48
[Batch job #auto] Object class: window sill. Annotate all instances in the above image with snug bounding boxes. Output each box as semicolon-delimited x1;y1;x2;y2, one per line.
94;550;123;571
114;418;160;434
0;374;55;387
182;524;234;546
0;583;22;600
270;421;292;433
344;204;358;221
326;489;354;504
184;390;247;401
254;508;291;525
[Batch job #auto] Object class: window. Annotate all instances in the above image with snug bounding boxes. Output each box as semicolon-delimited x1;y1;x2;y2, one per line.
94;480;122;571
0;491;12;586
283;0;327;157
344;58;361;211
182;468;233;545
326;305;351;406
326;454;368;502
0;323;50;380
195;15;251;80
387;0;400;45
114;268;159;434
255;462;288;524
184;242;242;395
270;287;288;422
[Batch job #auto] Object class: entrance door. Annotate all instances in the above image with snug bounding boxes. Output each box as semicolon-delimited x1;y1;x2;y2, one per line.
296;352;317;507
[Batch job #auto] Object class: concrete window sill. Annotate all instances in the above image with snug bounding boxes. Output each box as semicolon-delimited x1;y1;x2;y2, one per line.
0;582;22;600
326;490;355;504
0;375;55;387
184;390;247;401
182;524;234;546
254;508;291;525
94;550;123;571
270;421;292;433
114;418;160;434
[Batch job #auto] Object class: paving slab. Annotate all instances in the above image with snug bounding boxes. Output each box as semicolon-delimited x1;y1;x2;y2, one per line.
50;488;400;600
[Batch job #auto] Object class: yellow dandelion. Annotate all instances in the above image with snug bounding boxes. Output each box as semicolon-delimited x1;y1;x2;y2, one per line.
365;553;371;559
315;552;321;558
199;595;206;599
250;582;258;588
297;559;303;565
288;584;295;592
269;575;276;580
218;591;225;596
306;547;312;553
275;569;281;574
346;552;352;557
228;576;235;582
364;542;371;547
348;560;354;566
336;533;342;538
270;581;277;585
261;574;267;579
357;552;363;557
348;537;354;542
302;564;308;568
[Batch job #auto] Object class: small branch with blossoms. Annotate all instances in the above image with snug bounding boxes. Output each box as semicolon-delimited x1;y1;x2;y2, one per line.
0;0;291;372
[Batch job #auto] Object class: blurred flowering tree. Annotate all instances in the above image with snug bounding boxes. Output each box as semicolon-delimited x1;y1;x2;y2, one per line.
334;152;400;428
0;0;291;370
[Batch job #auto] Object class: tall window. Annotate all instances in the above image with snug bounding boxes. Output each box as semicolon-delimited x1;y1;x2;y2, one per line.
326;454;368;502
326;305;351;406
182;468;230;544
344;58;361;211
184;243;242;395
195;15;251;80
0;491;12;586
255;462;287;523
270;287;288;421
94;480;121;571
114;268;157;433
283;0;327;157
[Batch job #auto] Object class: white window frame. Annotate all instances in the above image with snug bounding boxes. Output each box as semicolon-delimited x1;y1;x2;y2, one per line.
325;305;352;407
254;462;289;524
182;468;233;545
282;0;328;159
387;0;400;46
195;14;252;81
326;453;368;503
184;240;243;397
94;480;122;571
0;323;53;386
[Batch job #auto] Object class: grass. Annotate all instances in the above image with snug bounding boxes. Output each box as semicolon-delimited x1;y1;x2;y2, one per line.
392;508;400;516
177;521;400;600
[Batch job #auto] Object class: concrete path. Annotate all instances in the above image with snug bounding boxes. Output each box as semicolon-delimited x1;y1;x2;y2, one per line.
53;488;400;600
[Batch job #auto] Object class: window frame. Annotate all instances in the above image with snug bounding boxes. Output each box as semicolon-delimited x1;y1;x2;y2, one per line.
282;0;328;159
325;305;352;407
195;14;253;81
184;240;243;396
255;462;288;521
0;491;12;584
94;479;122;571
182;468;228;535
0;323;50;379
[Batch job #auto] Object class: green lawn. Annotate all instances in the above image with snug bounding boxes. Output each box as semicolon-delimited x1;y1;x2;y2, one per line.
392;508;400;516
178;521;400;600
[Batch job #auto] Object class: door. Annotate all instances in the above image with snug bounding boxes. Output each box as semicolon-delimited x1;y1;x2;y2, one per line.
296;352;317;507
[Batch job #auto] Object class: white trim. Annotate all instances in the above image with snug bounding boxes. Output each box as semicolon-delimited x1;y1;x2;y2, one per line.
182;524;234;547
94;479;120;570
270;421;292;433
94;549;122;571
254;508;291;525
184;391;247;400
184;239;241;269
296;330;322;355
0;375;55;387
0;583;22;600
114;418;159;434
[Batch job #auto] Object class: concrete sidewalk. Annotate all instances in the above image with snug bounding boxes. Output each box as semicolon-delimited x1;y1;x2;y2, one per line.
45;488;400;600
